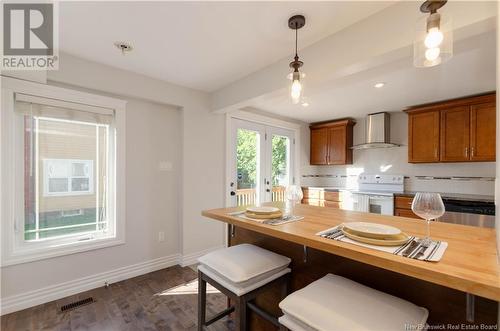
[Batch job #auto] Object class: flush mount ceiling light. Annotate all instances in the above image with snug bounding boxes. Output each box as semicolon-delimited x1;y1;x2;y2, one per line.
114;41;133;55
287;15;306;105
414;0;452;68
374;82;386;88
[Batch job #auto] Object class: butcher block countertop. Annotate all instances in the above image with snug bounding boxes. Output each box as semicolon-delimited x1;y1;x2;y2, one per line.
202;203;500;301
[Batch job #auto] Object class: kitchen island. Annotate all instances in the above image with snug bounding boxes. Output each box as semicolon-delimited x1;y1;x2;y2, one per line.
202;203;499;330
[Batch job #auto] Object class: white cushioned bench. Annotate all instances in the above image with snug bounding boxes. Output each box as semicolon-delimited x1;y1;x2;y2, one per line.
279;274;429;331
197;244;291;330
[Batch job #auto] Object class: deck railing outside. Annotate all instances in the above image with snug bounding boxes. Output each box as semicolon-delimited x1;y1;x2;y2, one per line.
236;186;286;206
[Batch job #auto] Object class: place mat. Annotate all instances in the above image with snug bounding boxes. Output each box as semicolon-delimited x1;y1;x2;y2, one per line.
227;211;304;225
316;225;448;262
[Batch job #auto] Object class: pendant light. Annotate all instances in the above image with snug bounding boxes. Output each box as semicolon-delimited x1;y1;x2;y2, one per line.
287;15;306;104
414;0;452;68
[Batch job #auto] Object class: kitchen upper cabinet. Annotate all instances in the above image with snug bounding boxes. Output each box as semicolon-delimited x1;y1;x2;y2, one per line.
328;125;348;165
470;102;496;161
310;128;329;165
440;106;470;162
408;110;440;163
405;92;495;163
309;119;355;165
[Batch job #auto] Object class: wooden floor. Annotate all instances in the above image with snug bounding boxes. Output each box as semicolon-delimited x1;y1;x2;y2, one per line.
1;265;235;331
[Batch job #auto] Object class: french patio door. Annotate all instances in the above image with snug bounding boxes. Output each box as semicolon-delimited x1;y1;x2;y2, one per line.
228;118;295;207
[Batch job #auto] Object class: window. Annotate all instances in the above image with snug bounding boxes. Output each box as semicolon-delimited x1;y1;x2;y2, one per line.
43;159;94;196
1;78;126;266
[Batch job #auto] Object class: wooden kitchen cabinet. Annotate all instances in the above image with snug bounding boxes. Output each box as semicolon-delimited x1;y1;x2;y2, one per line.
405;92;496;163
310;128;329;165
302;188;341;209
470;102;496;161
394;196;420;219
394;208;419;219
309;119;355;165
440;106;470;162
407;110;440;162
328;125;349;164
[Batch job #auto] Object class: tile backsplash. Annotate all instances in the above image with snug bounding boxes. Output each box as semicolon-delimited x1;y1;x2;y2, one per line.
300;174;495;196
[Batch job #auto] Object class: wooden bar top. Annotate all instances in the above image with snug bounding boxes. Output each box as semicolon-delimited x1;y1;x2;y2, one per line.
202;203;500;301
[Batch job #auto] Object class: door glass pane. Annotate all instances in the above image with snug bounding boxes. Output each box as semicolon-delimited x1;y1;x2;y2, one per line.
271;135;290;202
236;128;260;206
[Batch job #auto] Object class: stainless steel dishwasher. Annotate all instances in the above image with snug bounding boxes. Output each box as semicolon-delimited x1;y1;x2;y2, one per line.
439;199;495;228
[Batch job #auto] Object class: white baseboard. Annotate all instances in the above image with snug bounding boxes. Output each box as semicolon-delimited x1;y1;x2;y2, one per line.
0;254;180;315
1;246;226;315
180;245;224;267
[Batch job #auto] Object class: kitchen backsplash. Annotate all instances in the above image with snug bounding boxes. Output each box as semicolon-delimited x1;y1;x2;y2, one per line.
300;174;495;196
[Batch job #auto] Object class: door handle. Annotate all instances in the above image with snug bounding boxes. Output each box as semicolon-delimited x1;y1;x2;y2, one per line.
266;189;270;192
230;191;236;196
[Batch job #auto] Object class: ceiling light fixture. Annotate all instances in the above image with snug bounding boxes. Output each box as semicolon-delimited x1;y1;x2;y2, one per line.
114;41;133;55
374;82;386;88
287;15;306;105
414;0;452;68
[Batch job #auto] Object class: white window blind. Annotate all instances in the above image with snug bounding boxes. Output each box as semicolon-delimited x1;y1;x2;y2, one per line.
14;94;115;242
15;93;115;125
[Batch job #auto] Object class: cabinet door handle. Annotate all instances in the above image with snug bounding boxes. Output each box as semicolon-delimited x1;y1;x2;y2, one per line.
434;148;438;158
465;147;469;158
471;147;475;157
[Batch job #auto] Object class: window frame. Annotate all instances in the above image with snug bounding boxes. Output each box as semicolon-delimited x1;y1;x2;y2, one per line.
1;77;127;267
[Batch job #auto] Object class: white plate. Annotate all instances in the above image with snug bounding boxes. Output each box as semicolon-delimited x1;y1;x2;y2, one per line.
246;206;280;214
343;222;401;237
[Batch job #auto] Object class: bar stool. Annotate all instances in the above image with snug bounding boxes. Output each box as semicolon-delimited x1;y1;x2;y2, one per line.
197;244;291;331
279;274;429;331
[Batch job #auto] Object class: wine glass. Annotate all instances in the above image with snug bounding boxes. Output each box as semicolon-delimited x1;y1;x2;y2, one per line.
285;185;303;218
411;192;445;244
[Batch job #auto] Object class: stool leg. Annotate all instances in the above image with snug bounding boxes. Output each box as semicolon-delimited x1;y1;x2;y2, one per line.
236;296;248;331
281;274;290;300
198;271;207;331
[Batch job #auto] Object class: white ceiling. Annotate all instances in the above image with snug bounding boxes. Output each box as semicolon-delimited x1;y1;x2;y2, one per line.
59;1;394;92
249;31;496;123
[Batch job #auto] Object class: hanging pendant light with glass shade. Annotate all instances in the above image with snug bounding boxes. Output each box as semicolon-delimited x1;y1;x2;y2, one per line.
414;0;453;68
287;15;306;104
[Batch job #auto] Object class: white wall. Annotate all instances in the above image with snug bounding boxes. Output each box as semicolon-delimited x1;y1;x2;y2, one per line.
301;112;496;195
45;53;226;260
1;53;226;311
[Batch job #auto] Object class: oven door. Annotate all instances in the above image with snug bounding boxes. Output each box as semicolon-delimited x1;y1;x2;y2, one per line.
368;195;394;215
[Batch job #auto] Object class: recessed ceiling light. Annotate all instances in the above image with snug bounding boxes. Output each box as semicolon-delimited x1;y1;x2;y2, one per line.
114;41;133;55
374;82;386;88
301;102;309;107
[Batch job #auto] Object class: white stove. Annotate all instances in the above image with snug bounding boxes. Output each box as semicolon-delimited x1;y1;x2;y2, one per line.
340;174;404;215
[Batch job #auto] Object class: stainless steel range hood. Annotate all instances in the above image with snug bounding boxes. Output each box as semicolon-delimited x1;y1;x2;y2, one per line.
352;112;400;149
